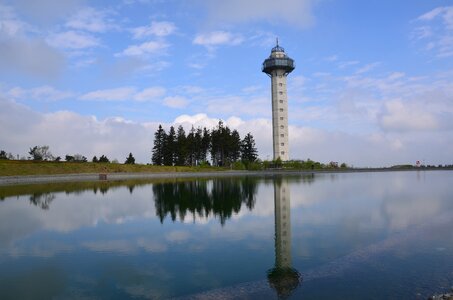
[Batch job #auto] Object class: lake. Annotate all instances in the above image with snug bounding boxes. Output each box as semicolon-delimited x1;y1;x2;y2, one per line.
0;171;452;299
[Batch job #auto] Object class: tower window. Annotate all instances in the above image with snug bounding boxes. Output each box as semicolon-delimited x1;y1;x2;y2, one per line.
279;83;283;86
279;91;283;95
281;143;284;146
281;151;285;155
280;117;284;120
280;125;284;129
279;108;283;112
280;134;284;137
279;100;283;103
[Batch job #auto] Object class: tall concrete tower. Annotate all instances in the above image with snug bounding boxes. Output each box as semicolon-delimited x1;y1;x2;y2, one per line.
262;40;295;161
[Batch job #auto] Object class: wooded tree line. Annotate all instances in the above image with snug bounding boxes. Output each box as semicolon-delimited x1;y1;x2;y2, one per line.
0;145;136;165
152;121;258;167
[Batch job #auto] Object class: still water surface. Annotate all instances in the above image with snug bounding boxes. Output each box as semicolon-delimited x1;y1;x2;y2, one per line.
0;171;453;299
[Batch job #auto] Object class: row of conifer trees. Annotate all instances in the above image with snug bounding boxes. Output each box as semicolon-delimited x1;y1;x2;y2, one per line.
151;121;258;167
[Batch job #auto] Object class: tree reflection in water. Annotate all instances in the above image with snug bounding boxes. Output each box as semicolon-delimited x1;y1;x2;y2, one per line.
152;177;258;225
29;193;56;210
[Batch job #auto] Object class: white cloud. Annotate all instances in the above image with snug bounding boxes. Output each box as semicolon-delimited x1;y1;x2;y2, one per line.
11;0;84;25
341;72;407;93
199;0;316;28
187;62;205;69
131;21;176;39
46;30;100;49
0;37;64;78
80;87;136;101
193;31;244;47
0;5;64;78
378;100;440;132
123;0;148;4
0;98;158;163
134;87;166;101
174;113;217;127
72;57;97;68
248;30;277;48
355;62;381;74
1;98;453;167
337;60;360;69
413;6;453;58
181;85;205;94
387;72;405;80
8;86;73;101
163;96;189;108
204;95;270;117
324;55;338;62
116;40;169;57
66;7;116;33
241;85;262;94
412;26;432;40
418;6;453;28
0;4;30;37
80;86;167;102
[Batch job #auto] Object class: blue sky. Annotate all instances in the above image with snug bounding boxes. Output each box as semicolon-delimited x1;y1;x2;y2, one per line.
1;0;452;166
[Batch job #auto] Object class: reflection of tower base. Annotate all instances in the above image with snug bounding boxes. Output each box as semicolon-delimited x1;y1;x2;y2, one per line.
269;178;302;299
267;267;302;300
274;180;291;268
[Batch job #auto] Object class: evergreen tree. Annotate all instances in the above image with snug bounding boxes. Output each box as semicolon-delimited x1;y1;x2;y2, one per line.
186;126;196;166
175;125;187;166
152;125;165;165
201;127;210;163
241;133;258;163
210;121;242;167
163;126;176;166
210;121;225;166
92;156;98;163
228;129;241;164
125;153;135;164
194;127;203;165
99;155;110;163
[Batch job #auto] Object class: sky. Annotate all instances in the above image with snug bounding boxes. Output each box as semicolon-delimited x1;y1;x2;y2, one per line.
0;0;452;167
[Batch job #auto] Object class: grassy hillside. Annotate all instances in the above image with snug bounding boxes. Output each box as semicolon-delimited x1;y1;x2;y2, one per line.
0;160;222;176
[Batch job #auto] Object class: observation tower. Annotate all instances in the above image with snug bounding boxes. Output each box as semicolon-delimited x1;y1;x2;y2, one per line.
262;39;295;161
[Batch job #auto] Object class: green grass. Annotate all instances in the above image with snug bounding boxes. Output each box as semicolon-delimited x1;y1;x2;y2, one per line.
0;160;223;177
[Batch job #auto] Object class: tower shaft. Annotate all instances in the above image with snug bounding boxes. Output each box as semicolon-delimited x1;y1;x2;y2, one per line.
271;70;290;161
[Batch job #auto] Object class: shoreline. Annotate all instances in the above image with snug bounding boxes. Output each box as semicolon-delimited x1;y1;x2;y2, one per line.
1;168;451;186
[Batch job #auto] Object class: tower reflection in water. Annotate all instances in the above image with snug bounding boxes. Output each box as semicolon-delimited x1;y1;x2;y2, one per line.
267;177;301;299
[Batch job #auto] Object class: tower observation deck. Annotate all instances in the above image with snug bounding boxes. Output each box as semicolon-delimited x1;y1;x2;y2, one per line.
262;40;295;161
